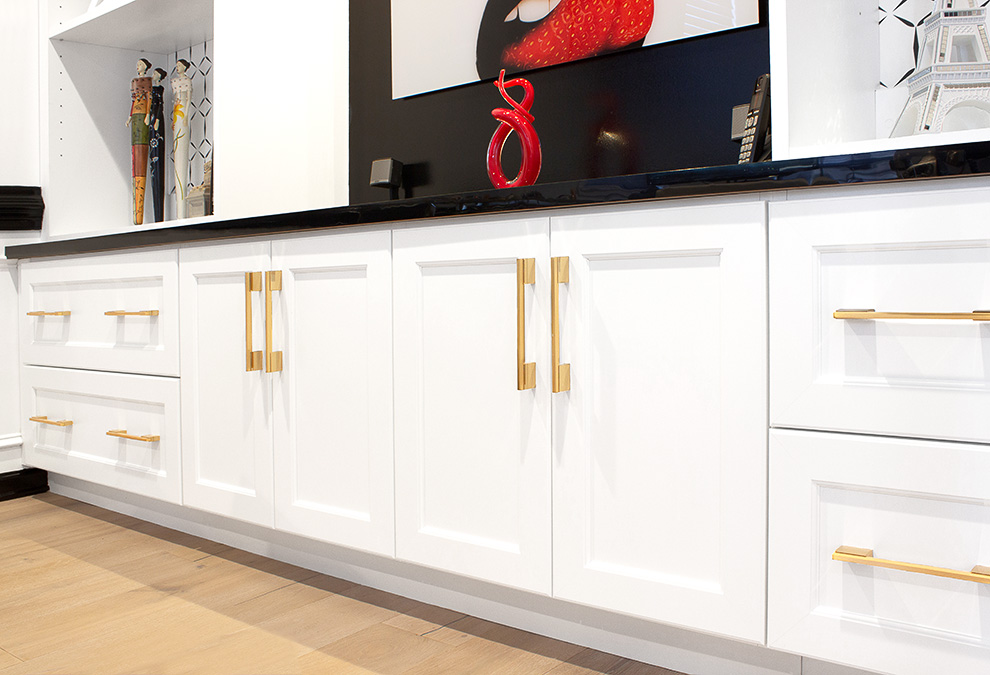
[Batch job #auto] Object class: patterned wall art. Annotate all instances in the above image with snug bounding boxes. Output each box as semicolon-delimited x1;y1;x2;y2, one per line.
390;0;760;99
166;41;213;219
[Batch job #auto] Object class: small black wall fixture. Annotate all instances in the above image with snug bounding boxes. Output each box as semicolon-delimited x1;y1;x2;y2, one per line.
0;186;44;230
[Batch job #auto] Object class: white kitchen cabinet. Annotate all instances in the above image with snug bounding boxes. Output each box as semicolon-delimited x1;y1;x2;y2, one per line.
179;241;274;526
22;365;181;504
179;231;394;551
768;429;990;675
19;249;179;376
550;201;768;642
770;186;990;443
393;215;553;594
271;232;394;556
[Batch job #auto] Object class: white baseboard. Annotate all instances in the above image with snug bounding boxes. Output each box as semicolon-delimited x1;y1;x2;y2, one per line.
48;474;803;675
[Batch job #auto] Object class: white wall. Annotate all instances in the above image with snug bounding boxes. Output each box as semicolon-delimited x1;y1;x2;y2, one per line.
0;0;41;185
0;260;22;471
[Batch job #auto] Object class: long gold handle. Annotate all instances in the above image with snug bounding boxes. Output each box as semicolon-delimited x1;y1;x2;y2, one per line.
517;258;536;390
29;415;73;427
265;270;283;373
245;272;263;372
834;545;990;584
106;429;160;443
551;256;570;393
105;310;160;317
835;309;990;321
26;311;71;317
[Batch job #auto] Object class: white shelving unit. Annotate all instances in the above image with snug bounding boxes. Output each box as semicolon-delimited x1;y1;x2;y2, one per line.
44;0;215;236
769;0;990;160
41;0;350;238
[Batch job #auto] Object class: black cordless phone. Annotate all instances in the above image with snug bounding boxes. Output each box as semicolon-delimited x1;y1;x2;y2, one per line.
738;74;770;164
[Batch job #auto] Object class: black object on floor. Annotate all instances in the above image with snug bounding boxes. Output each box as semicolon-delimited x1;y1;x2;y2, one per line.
0;468;49;502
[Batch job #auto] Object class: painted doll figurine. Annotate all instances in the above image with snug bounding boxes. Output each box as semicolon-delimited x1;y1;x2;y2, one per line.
171;59;192;219
125;58;153;225
147;68;167;223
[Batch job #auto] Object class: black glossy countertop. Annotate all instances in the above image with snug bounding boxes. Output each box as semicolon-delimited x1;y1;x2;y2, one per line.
8;141;990;259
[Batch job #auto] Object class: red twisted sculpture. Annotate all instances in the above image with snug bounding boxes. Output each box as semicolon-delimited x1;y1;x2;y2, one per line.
487;69;542;189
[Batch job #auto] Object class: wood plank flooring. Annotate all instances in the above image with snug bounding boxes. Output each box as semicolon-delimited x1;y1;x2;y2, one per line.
0;494;686;675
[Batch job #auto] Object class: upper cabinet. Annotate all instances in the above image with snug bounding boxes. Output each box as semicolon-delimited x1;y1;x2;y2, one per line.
42;0;348;238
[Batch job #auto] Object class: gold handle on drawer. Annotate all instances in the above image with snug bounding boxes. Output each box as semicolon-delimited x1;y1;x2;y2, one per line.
517;258;536;391
105;310;160;317
245;272;263;372
29;415;73;427
265;270;283;373
551;256;570;394
835;309;990;321
26;311;71;317
106;429;160;443
834;546;990;584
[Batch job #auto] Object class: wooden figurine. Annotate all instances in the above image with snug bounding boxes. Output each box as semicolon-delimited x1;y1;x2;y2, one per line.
148;68;167;223
171;59;192;219
125;58;153;225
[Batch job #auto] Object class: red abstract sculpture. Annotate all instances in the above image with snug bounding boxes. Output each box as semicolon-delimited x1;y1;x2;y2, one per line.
487;69;542;189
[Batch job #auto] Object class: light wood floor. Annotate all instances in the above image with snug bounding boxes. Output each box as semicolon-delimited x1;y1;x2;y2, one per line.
0;493;686;675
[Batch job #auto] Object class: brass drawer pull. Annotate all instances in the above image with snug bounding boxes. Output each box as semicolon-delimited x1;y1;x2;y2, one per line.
551;256;570;393
245;272;263;372
27;311;71;317
106;429;160;443
29;415;73;427
265;271;283;373
105;310;160;317
517;258;536;390
835;309;990;321
834;545;990;584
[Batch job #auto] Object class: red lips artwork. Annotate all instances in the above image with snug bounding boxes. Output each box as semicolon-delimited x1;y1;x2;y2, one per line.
477;0;655;80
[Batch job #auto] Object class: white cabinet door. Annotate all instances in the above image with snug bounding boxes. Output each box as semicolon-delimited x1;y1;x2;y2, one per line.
393;216;552;594
769;429;990;675
179;241;275;527
272;231;394;556
550;201;767;642
770;186;990;443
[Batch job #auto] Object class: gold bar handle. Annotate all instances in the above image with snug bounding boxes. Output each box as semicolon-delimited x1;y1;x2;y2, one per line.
517;258;536;390
551;256;570;393
29;415;73;427
834;545;990;584
265;270;283;373
107;429;160;443
105;310;160;317
26;311;70;317
245;272;263;372
835;309;990;321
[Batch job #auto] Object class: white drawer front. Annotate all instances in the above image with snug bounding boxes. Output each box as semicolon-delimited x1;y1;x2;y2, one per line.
21;366;181;504
20;249;179;376
771;189;990;442
769;429;990;675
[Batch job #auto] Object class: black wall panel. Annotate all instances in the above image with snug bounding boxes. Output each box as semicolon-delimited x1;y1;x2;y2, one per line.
349;1;770;204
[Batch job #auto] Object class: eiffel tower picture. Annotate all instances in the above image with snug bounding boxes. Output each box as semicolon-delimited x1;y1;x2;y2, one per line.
891;0;990;136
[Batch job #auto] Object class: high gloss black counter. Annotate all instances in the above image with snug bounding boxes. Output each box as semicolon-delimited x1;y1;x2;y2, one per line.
7;142;990;260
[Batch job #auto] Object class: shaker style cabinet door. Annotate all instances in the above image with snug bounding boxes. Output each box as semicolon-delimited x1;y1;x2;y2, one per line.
550;201;768;642
19;249;179;376
271;231;395;556
393;216;552;593
770;186;990;442
179;241;275;527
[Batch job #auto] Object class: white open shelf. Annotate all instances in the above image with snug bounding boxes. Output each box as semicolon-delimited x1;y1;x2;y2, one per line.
43;0;215;237
50;0;213;53
769;0;990;160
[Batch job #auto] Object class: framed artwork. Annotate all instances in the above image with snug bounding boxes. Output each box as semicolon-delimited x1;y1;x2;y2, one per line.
390;0;761;99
